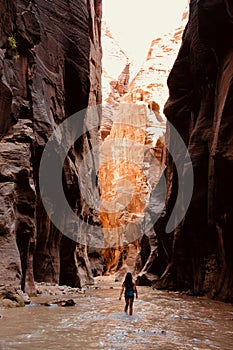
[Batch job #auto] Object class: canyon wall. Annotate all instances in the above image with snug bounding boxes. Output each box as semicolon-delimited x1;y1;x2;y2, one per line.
0;0;102;303
2;0;232;305
124;27;184;117
146;0;233;302
100;21;130;141
98;16;171;279
99;14;186;282
98;102;165;278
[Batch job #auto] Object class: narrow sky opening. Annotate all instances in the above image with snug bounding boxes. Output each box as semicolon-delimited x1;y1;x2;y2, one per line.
103;0;188;71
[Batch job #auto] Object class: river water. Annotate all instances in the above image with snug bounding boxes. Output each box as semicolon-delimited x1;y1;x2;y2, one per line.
0;277;233;350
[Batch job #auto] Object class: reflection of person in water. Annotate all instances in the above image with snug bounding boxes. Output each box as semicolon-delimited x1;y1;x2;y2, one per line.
119;272;138;315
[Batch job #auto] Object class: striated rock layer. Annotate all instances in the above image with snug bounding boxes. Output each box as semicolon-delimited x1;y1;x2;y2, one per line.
0;0;102;303
145;0;233;302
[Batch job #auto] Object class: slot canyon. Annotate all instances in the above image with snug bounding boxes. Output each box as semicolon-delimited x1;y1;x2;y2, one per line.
0;0;233;349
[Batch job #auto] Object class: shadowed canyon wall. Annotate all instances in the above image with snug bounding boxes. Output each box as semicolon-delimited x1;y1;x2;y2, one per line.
144;0;233;302
0;0;102;302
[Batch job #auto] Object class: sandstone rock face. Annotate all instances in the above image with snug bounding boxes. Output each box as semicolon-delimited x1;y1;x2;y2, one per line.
98;19;172;279
102;20;129;103
0;0;102;300
99;14;191;280
98;102;165;275
148;0;233;301
121;8;188;118
124;28;183;117
100;21;130;141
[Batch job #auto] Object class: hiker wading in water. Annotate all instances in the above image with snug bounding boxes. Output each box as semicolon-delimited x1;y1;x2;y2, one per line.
119;272;138;315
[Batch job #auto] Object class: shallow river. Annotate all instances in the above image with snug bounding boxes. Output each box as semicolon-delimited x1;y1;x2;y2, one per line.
0;277;233;350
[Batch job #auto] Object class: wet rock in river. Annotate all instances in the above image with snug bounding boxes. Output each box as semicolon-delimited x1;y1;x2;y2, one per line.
0;288;25;308
43;299;75;307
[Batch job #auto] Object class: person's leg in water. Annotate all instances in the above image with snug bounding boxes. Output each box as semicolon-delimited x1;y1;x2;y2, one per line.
129;297;134;315
124;297;129;313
